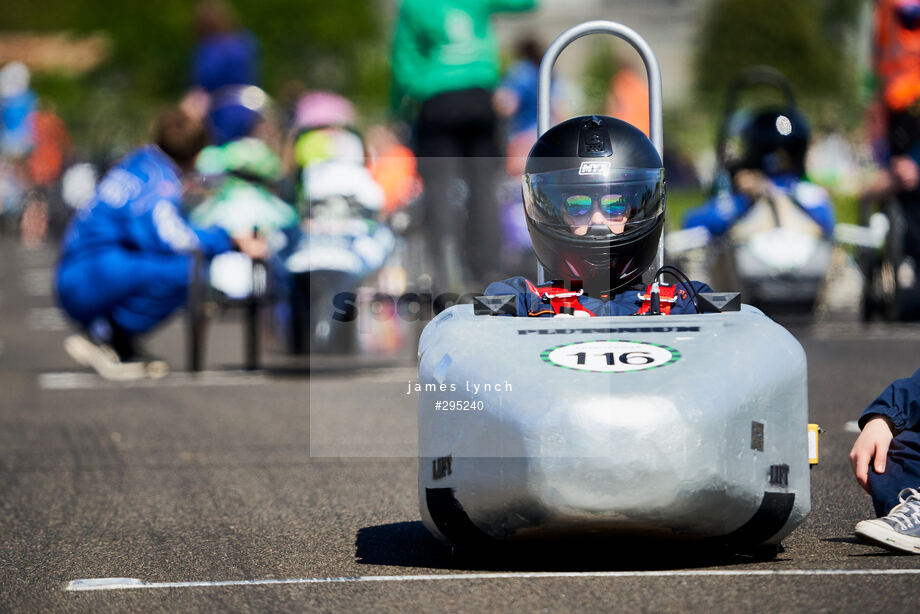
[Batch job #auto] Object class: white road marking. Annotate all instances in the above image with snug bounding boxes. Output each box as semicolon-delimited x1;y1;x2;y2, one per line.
17;247;55;268
28;307;68;331
41;366;411;390
39;370;275;390
844;420;861;434
66;569;920;592
22;268;52;296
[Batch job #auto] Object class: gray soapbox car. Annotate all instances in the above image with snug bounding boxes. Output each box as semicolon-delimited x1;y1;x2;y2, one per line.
416;22;817;551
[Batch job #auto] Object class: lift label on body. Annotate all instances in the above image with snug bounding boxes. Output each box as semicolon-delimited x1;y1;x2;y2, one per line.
540;340;681;373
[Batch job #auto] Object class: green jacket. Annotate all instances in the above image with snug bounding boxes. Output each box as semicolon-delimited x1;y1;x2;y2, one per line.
391;0;536;113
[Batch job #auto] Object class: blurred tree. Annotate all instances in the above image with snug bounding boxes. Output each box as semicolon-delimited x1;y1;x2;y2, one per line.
693;0;863;124
581;40;620;116
0;0;387;151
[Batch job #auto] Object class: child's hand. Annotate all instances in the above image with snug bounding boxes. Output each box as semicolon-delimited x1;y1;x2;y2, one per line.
849;416;895;493
891;155;920;191
733;170;769;200
234;235;268;261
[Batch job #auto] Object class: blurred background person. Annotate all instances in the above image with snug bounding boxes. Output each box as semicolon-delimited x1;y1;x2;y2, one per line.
494;37;544;155
289;90;367;211
185;0;260;145
682;106;835;240
494;36;571;173
56;108;266;380
0;62;73;243
366;123;421;220
604;59;650;137
859;0;920;318
191;85;296;239
492;35;566;277
863;0;920;197
20;99;73;243
0;61;37;230
191;0;258;94
282;90;396;354
0;61;36;159
390;0;536;291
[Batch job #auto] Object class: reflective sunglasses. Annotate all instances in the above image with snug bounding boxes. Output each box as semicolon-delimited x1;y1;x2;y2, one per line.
564;194;630;221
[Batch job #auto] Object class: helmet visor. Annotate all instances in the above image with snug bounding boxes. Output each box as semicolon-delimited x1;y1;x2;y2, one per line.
523;166;664;237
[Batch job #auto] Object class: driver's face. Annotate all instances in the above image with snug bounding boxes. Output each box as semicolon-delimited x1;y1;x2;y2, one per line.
565;209;629;236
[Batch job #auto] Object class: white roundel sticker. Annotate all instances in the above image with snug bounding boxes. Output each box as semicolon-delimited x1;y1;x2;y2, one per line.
541;340;681;373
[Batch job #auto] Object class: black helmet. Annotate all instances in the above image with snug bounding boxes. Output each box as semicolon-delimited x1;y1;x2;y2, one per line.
724;106;810;177
888;109;920;156
522;115;665;296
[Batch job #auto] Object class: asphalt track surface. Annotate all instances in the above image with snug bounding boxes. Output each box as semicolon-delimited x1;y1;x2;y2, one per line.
2;236;920;612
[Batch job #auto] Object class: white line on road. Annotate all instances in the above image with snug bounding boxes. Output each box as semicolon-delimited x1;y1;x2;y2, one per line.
22;268;52;296
39;370;277;390
39;367;408;390
28;307;68;331
66;569;920;592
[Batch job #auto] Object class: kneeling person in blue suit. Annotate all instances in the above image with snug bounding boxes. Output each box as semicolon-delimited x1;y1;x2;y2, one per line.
56;109;266;378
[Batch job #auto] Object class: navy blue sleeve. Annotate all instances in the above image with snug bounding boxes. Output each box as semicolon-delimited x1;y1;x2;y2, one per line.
670;280;713;315
790;181;835;238
483;276;539;316
483;276;530;295
859;368;920;433
192;224;234;257
682;193;751;237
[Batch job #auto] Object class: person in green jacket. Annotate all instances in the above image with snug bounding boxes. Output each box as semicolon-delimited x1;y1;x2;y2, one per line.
391;0;536;290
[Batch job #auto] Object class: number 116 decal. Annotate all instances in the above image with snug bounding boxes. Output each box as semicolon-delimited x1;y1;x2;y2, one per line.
541;340;681;373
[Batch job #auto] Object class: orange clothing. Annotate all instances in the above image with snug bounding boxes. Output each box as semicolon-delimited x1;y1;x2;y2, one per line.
27;111;70;186
605;68;649;137
875;0;920;110
369;143;420;216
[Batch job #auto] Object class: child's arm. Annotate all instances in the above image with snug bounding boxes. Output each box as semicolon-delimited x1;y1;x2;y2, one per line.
849;368;920;492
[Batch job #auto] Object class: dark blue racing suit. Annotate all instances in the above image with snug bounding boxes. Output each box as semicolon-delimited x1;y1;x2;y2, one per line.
860;368;920;516
56;145;233;336
192;31;259;93
192;30;261;145
681;174;835;238
484;276;711;316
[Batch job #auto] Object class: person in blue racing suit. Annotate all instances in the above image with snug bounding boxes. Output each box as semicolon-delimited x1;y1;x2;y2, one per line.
188;0;261;145
56;109;266;376
681;107;835;240
850;367;920;553
484;114;710;316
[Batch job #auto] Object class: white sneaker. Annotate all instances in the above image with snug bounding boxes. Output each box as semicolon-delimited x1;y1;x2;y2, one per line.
855;488;920;554
63;335;153;381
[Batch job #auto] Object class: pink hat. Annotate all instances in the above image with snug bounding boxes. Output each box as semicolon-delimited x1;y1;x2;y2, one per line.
294;91;356;130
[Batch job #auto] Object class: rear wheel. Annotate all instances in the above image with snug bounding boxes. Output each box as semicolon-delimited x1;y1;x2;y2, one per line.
862;199;906;322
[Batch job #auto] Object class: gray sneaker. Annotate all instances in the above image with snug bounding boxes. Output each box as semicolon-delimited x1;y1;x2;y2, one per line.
64;335;167;381
855;488;920;554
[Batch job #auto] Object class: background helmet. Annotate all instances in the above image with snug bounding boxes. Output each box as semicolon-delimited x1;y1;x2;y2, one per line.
0;62;30;98
896;0;920;30
522;115;665;295
293;91;356;132
206;84;272;145
723;106;810;177
888;108;920;156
